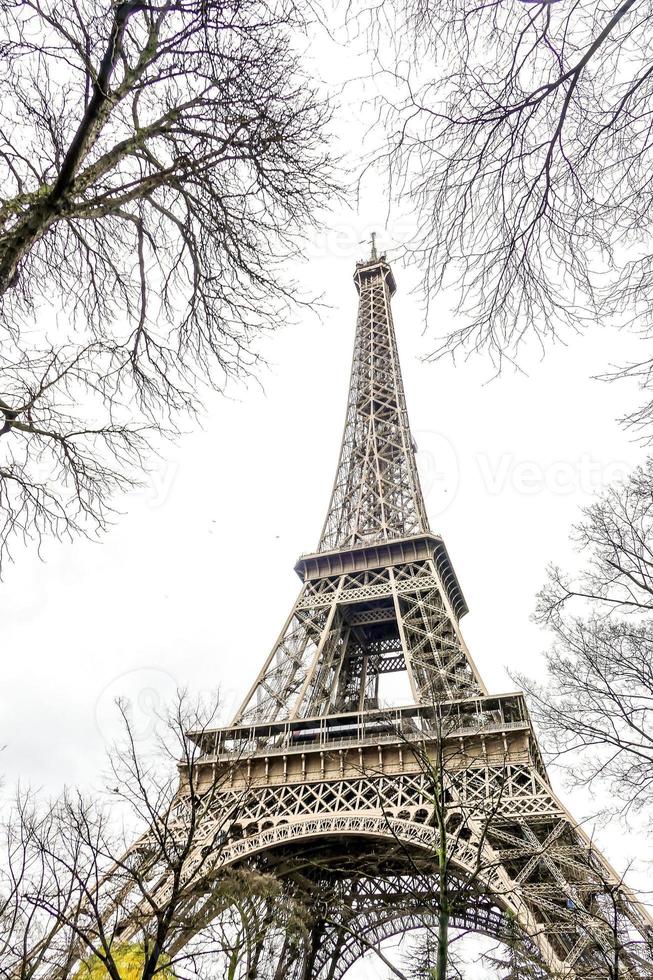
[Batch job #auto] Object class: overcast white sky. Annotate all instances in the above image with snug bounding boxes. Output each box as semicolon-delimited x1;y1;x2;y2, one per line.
2;17;652;978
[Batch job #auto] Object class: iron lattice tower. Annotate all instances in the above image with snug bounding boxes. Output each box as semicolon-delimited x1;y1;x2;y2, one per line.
129;252;653;976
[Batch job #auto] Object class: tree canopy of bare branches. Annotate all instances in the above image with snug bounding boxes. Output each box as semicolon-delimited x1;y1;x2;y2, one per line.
0;693;311;980
521;458;653;814
378;706;652;979
357;708;549;980
373;0;653;393
0;0;333;569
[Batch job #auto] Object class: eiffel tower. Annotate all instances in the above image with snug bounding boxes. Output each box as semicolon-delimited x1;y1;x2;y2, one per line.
177;246;653;978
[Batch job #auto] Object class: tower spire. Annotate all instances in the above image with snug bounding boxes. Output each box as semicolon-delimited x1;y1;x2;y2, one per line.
318;253;429;552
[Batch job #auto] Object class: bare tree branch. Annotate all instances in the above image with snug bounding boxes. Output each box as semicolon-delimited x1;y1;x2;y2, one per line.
0;692;308;980
367;0;653;418
0;0;335;568
522;458;653;812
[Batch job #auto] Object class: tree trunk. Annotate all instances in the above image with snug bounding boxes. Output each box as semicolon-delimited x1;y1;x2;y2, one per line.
435;832;449;980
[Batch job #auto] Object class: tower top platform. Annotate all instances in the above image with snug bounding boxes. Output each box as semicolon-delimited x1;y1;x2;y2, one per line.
353;254;397;295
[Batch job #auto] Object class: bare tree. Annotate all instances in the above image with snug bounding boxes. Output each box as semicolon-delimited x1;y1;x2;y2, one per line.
0;0;334;568
314;706;550;980
483;867;653;980
376;711;533;980
350;702;653;979
482;919;551;980
0;693;307;980
369;0;653;402
521;457;653;814
574;858;653;980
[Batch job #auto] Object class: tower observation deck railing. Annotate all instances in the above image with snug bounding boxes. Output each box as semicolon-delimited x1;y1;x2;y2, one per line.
187;692;535;764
